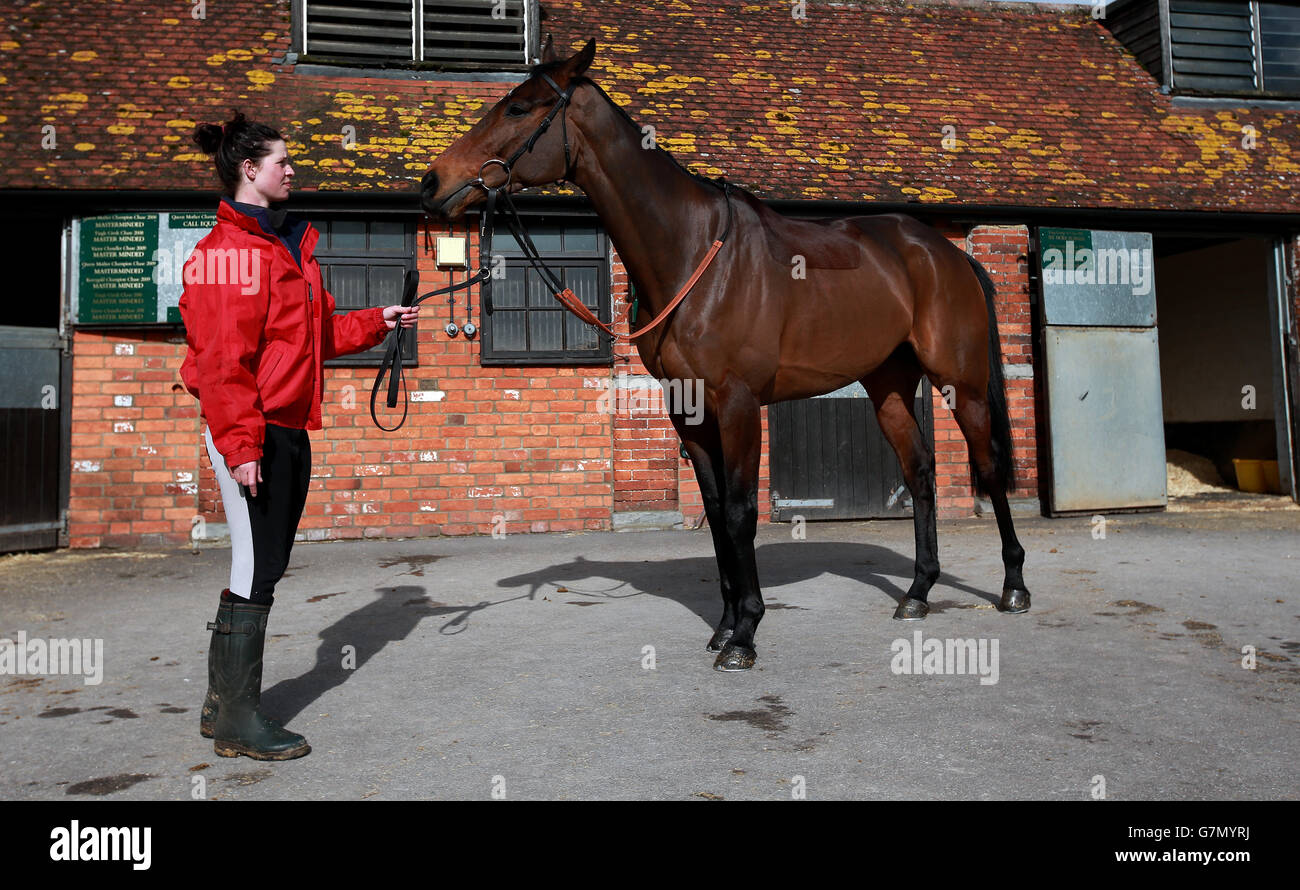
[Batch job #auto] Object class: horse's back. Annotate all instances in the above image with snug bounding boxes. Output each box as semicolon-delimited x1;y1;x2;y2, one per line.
749;199;965;274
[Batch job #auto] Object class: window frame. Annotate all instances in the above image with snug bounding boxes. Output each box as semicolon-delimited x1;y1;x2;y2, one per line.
302;214;418;368
479;212;613;367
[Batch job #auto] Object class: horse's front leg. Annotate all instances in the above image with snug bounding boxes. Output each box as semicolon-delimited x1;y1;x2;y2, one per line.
674;415;738;652
708;383;764;672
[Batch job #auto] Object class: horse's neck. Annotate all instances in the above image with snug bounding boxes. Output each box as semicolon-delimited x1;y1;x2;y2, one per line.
570;88;723;320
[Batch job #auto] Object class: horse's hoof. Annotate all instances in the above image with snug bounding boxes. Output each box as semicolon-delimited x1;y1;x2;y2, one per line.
706;628;734;652
892;597;929;621
713;644;756;672
1000;588;1031;613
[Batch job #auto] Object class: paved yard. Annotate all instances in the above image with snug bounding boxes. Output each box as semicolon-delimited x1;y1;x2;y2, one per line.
1;509;1297;800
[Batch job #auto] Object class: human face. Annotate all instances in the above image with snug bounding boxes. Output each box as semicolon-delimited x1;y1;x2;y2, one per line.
241;139;293;205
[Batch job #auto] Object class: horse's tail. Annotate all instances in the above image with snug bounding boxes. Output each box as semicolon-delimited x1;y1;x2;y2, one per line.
964;253;1016;495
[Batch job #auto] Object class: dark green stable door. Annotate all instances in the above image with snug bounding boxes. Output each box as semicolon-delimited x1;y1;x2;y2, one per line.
768;382;932;521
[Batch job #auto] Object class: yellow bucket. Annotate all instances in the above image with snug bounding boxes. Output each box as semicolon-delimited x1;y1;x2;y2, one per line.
1232;459;1271;493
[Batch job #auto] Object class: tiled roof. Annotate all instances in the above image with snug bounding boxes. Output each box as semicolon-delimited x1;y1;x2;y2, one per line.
1;0;1297;213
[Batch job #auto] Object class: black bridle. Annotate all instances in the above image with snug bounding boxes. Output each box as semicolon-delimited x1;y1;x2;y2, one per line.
371;73;579;432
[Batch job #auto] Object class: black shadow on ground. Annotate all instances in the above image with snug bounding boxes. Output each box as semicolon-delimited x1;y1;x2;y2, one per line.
261;539;1000;721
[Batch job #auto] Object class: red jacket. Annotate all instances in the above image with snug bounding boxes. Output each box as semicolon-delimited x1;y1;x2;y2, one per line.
179;199;391;471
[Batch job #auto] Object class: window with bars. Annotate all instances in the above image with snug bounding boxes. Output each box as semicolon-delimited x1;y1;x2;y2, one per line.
481;216;611;366
307;217;417;366
300;0;539;71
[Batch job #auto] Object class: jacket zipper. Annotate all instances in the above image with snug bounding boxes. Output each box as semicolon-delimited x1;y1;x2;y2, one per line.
307;282;318;422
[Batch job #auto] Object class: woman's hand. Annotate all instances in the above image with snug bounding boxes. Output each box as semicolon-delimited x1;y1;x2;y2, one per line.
232;460;263;496
383;304;421;330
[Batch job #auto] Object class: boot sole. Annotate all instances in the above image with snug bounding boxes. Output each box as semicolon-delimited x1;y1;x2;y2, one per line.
214;740;311;761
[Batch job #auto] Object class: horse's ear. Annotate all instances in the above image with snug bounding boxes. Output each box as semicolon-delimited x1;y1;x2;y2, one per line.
563;38;596;80
540;33;556;63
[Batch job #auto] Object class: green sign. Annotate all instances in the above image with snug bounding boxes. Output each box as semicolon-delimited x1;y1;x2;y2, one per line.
1038;227;1093;267
71;212;217;325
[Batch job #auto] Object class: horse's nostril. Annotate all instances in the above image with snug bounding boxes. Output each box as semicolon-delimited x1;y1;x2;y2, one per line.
419;169;442;217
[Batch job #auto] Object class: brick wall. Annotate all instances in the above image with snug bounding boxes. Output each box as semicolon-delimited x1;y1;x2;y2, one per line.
68;335;202;549
924;225;1037;519
969;224;1038;500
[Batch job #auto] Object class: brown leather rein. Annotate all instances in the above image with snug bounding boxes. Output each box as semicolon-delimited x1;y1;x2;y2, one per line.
521;182;733;341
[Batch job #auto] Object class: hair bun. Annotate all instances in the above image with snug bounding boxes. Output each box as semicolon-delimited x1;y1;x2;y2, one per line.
193;122;224;155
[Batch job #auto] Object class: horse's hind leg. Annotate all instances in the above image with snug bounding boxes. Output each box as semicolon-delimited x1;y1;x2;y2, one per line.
952;387;1030;613
862;350;940;621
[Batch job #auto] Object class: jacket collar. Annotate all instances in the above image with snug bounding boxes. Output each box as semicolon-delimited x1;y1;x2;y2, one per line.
217;196;315;258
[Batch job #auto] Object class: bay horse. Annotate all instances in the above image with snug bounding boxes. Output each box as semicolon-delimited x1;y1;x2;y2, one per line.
420;38;1030;671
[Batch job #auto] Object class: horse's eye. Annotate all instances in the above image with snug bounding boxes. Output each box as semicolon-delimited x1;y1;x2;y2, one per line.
505;103;528;117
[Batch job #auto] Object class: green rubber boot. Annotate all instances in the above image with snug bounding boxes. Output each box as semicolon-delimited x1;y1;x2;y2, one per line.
198;589;231;739
208;595;310;761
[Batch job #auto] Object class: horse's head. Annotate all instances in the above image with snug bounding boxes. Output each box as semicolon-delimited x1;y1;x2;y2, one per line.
420;37;596;220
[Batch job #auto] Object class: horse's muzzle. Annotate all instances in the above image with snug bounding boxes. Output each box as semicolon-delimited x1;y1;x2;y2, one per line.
421;179;480;221
419;169;447;218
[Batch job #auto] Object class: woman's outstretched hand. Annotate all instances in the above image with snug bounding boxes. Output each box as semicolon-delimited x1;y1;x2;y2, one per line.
383;304;421;330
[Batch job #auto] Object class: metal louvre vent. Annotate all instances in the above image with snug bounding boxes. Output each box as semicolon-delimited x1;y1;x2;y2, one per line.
423;0;526;68
1168;0;1258;93
1259;2;1300;95
305;0;415;62
1102;1;1298;98
303;0;531;69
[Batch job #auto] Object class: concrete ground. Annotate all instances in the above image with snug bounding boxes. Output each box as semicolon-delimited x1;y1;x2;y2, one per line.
1;508;1297;801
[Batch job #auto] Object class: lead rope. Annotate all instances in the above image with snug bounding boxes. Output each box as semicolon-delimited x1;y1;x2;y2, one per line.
370;189;497;431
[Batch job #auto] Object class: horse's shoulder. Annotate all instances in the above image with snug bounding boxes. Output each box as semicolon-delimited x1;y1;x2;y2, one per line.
750;201;864;270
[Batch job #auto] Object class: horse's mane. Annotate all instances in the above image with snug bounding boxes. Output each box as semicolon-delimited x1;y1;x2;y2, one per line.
526;62;729;194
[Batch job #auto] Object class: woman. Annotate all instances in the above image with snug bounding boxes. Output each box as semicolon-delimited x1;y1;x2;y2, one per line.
179;111;420;760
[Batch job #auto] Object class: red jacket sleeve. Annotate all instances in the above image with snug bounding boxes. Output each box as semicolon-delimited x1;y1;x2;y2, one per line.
320;283;390;361
183;244;270;471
